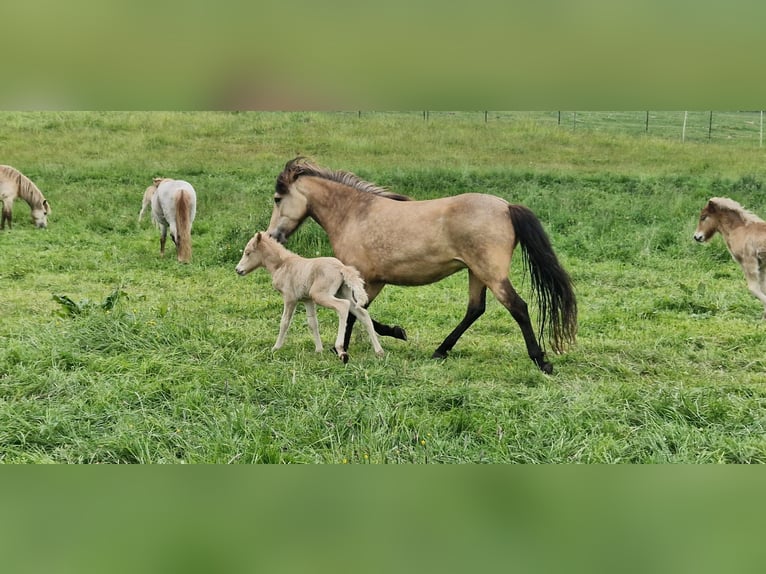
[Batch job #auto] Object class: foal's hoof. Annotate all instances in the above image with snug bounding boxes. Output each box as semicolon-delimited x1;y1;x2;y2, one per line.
332;347;349;363
431;349;448;360
393;326;408;341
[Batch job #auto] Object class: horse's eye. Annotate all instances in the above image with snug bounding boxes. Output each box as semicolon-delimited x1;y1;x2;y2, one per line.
274;197;282;205
700;215;707;222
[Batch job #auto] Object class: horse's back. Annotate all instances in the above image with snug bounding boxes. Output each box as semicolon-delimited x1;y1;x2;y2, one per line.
153;179;197;224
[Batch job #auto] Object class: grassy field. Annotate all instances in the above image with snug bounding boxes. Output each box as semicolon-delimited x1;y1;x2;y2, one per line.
1;111;766;463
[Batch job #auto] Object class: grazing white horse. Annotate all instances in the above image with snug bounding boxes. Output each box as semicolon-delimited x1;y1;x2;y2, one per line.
0;165;51;229
138;177;162;223
151;178;196;263
235;231;385;362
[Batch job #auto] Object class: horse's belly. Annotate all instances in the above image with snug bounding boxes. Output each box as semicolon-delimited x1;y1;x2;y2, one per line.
373;258;466;286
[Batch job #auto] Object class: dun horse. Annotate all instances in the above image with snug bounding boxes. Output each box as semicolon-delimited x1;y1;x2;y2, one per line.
151;178;196;263
235;231;385;362
0;165;51;229
138;177;162;223
694;197;766;318
267;157;577;373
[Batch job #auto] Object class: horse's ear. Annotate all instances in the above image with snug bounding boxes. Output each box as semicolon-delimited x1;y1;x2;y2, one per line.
706;200;718;213
255;232;262;244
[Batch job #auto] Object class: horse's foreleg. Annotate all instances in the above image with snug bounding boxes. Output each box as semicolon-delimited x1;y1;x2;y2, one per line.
1;203;11;229
273;299;298;351
491;278;552;374
433;271;486;359
304;300;323;352
343;283;406;352
744;262;766;319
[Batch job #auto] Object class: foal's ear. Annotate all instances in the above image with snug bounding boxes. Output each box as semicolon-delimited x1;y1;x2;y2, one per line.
255;232;262;243
706;200;718;212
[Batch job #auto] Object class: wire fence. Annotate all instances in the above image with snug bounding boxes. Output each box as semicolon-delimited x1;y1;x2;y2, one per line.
347;111;766;146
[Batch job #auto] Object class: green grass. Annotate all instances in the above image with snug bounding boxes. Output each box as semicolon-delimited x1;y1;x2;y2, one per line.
1;111;766;463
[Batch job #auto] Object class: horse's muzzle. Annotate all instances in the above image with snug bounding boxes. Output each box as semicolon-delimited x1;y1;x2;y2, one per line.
268;229;287;245
693;232;706;243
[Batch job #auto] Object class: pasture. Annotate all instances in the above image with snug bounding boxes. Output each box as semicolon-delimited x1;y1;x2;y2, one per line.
1;111;765;463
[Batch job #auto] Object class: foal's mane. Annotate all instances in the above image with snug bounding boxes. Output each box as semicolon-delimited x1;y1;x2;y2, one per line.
710;197;764;224
276;157;412;201
0;165;47;209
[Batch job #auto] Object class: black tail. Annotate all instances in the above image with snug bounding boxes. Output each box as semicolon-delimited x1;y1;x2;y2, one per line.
509;204;577;353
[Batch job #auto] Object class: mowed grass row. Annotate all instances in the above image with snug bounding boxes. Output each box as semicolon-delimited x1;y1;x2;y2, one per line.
1;111;766;463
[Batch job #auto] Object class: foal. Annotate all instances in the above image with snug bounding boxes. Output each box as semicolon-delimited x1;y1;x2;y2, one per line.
694;197;766;318
138;177;162;223
235;232;385;362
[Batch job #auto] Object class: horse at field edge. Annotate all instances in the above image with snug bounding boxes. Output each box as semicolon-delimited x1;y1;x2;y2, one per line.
694;196;766;318
151;178;197;263
235;231;385;362
0;165;51;229
266;157;577;374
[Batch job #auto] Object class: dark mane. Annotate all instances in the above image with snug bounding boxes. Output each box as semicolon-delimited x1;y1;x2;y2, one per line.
276;157;412;201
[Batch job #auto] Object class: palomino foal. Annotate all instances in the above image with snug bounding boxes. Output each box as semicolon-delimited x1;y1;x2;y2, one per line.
694;197;766;318
235;232;385;362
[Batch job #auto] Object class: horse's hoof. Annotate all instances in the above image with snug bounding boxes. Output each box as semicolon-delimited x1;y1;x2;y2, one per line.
431;349;448;360
540;362;554;375
339;352;349;364
394;326;408;341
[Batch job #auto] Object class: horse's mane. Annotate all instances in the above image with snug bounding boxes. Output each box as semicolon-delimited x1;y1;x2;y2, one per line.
276;157;412;201
710;197;764;224
0;165;47;209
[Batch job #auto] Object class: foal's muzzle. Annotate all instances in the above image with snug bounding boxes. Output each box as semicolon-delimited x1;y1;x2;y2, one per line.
693;232;706;243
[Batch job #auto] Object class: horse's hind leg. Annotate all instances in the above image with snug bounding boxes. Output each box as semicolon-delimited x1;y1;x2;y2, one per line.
159;225;168;256
433;271;487;359
313;292;350;363
490;278;552;374
304;300;323;352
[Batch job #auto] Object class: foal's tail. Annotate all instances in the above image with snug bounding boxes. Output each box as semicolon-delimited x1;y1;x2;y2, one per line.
509;204;577;353
175;190;193;263
340;265;369;307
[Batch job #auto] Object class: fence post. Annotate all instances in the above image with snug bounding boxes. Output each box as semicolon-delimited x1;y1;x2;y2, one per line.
682;111;688;142
645;111;649;133
708;111;713;140
761;111;763;148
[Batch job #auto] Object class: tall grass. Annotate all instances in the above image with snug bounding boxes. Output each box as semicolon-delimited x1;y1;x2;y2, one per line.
1;111;765;463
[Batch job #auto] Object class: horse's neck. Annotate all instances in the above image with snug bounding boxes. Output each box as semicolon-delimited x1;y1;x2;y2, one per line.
15;174;43;207
718;210;752;237
306;181;363;235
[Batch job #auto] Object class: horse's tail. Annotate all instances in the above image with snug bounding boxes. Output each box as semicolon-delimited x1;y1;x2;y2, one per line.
175;190;193;263
508;204;577;353
340;265;369;307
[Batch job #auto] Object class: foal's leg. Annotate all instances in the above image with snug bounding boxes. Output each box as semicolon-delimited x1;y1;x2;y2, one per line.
304;300;323;352
349;302;385;357
273;299;298;351
312;291;351;363
433;271;487;359
489;277;552;374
